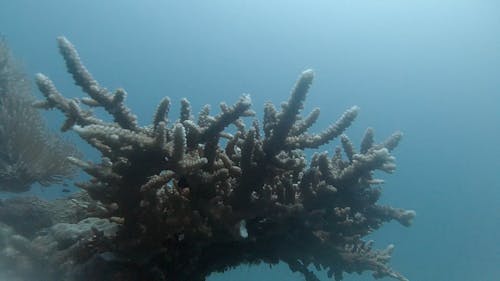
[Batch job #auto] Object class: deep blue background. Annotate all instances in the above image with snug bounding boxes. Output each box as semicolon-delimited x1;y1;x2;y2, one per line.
1;0;499;280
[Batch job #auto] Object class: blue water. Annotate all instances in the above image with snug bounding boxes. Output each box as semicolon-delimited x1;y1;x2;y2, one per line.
1;0;499;280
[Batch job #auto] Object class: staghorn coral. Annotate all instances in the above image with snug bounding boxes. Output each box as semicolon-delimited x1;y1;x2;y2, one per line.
33;36;415;281
0;37;80;192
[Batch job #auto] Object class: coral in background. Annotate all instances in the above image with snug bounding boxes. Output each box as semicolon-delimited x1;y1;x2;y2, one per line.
31;36;415;281
0;37;80;192
0;193;109;281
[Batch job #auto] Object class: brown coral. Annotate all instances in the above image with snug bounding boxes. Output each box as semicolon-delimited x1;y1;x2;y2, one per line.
35;36;415;281
0;37;80;192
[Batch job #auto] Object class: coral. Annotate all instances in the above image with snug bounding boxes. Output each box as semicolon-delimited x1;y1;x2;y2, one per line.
0;192;108;237
33;36;415;281
0;222;39;281
0;214;118;281
0;37;80;192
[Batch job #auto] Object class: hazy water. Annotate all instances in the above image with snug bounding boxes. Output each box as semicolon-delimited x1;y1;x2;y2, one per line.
1;0;499;280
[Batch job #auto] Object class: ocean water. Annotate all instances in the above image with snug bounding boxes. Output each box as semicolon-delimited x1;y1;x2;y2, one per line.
1;0;499;280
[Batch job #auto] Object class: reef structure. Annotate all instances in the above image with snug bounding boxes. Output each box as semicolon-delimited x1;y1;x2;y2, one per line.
33;36;415;281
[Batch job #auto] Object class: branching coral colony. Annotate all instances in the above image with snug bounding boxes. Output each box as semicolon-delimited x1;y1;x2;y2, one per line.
34;37;415;281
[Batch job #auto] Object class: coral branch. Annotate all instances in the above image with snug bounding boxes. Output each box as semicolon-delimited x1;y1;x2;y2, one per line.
57;37;138;131
264;69;314;156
